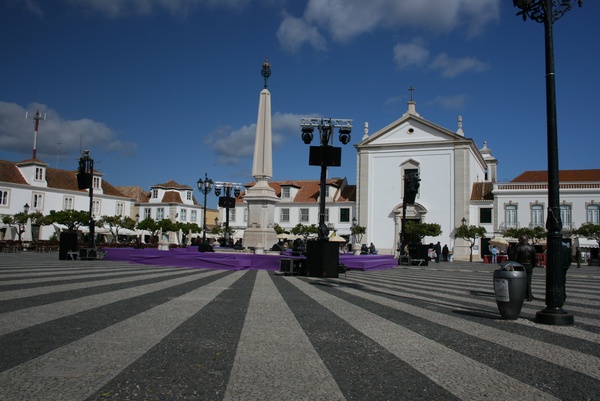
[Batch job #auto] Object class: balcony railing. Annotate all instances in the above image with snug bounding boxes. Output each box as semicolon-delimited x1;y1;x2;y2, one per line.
499;222;519;232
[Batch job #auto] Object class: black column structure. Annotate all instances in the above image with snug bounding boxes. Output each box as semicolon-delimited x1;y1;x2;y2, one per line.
400;171;420;256
214;181;241;247
300;118;352;277
77;150;95;250
513;0;582;325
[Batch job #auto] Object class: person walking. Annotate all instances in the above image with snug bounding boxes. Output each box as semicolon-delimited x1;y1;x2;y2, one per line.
575;246;581;268
442;244;449;262
434;242;442;263
509;235;537;301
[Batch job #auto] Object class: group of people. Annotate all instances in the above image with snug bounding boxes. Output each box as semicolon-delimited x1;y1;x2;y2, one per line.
426;242;449;263
360;243;378;255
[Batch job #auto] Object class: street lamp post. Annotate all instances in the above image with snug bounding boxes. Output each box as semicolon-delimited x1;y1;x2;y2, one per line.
513;0;581;325
214;181;241;247
300;117;352;277
17;203;30;242
197;173;213;251
197;173;213;246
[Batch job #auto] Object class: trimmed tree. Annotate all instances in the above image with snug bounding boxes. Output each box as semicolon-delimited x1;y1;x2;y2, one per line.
503;226;546;244
454;224;487;262
42;210;90;233
573;223;600;247
404;221;442;243
350;225;366;244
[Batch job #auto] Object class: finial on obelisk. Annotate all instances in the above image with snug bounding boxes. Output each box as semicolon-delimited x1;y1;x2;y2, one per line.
261;57;271;89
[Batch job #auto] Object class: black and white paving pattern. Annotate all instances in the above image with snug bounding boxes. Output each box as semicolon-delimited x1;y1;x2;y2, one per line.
0;253;598;400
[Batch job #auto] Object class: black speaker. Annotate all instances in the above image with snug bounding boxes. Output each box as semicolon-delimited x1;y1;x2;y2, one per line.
218;196;236;208
58;232;78;260
77;173;92;189
309;146;341;167
271;243;285;252
305;240;339;278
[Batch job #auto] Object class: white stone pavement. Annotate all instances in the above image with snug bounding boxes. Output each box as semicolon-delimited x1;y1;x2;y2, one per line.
0;253;598;400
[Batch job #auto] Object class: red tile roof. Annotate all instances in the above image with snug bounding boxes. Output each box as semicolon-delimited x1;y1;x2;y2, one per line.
0;159;127;198
0;160;28;184
117;186;150;202
471;182;494;201
511;170;600;183
243;178;355;203
162;191;183;203
152;180;192;190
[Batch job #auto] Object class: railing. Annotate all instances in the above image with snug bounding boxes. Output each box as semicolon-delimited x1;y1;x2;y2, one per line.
499;222;520;231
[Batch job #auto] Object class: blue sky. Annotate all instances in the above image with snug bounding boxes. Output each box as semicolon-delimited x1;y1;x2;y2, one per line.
1;0;598;199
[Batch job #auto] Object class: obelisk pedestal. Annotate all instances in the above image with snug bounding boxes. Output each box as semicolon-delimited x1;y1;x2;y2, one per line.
243;60;279;251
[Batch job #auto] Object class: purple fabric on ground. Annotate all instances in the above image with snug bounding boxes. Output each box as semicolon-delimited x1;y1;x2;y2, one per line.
102;247;396;271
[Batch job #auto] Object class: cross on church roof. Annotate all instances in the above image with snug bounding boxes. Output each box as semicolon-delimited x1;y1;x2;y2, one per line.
408;85;415;101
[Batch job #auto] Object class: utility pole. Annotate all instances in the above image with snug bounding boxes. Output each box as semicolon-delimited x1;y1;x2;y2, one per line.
26;109;46;159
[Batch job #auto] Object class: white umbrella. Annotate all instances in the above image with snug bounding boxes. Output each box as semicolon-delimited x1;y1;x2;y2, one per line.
329;235;347;243
489;238;509;248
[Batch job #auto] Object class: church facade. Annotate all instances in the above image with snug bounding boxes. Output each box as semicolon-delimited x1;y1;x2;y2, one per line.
355;100;495;259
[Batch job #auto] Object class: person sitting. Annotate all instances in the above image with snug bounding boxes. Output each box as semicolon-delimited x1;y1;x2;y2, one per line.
360;244;369;254
369;242;378;254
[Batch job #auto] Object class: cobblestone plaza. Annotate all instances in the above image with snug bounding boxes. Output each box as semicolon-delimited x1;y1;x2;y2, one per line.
0;253;598;400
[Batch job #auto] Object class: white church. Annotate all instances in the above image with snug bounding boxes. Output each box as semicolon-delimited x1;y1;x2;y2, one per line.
355;99;495;258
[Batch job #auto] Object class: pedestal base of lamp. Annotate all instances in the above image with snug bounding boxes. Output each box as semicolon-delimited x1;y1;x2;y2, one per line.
535;307;574;326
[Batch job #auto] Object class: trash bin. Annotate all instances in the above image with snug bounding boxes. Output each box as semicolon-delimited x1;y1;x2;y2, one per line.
493;261;527;320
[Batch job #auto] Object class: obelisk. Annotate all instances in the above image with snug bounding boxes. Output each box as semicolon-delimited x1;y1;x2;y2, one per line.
243;58;279;251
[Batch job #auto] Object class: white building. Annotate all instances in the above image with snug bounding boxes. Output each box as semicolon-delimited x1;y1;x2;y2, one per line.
491;170;600;257
119;180;206;226
0;158;135;240
219;178;356;247
355;100;494;258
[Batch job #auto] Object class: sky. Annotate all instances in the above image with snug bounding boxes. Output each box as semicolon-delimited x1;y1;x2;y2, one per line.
1;0;598;201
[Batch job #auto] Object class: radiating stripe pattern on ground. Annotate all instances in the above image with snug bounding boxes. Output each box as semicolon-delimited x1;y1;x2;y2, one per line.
0;253;598;400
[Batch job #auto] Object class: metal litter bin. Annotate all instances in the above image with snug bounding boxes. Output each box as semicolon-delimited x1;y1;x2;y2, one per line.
493;261;526;320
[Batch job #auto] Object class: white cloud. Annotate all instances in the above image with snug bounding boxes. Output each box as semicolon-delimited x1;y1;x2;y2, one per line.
393;39;488;78
430;53;489;78
304;0;385;42
277;16;327;53
62;0;252;18
429;94;468;110
0;102;137;159
205;112;305;164
393;40;430;69
287;0;500;48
